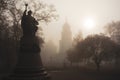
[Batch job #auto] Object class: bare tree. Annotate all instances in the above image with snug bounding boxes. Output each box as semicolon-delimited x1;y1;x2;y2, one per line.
105;21;120;67
0;0;58;73
67;34;118;71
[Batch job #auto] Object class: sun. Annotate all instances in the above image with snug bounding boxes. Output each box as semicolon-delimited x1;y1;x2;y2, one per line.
83;17;96;30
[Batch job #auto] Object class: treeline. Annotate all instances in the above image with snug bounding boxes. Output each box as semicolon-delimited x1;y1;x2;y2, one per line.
67;21;120;71
0;0;22;72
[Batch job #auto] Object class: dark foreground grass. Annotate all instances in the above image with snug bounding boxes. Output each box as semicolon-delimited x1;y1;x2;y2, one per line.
0;67;120;80
49;68;120;80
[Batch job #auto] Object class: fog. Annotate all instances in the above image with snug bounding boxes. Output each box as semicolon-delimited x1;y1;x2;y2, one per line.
42;0;120;47
0;0;120;80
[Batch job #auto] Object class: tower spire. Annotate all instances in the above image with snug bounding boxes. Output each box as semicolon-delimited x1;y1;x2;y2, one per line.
58;18;72;67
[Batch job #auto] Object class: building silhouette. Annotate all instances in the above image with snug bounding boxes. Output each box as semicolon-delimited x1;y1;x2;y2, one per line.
41;20;72;68
58;20;72;67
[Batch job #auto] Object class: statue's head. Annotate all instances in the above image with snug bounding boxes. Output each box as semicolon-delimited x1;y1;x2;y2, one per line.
28;10;32;15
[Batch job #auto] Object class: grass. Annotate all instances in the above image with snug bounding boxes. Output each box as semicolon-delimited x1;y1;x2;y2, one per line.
48;66;120;80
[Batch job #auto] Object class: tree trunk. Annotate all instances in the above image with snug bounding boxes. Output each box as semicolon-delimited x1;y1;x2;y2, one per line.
96;62;100;71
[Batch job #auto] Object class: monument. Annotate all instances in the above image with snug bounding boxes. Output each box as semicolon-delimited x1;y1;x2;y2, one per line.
3;4;49;80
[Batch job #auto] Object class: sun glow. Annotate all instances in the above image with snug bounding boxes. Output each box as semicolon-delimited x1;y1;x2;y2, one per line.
83;17;96;30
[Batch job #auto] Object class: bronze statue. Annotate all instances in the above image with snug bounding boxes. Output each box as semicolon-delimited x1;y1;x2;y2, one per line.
3;4;49;80
21;4;38;36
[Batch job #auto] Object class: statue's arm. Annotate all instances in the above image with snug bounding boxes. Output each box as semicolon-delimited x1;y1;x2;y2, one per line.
23;10;27;17
21;10;27;27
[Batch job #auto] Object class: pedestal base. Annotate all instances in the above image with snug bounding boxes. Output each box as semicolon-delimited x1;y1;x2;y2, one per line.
4;67;50;80
3;52;50;80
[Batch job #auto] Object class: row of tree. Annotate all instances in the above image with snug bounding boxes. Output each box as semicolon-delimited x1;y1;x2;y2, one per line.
67;21;120;71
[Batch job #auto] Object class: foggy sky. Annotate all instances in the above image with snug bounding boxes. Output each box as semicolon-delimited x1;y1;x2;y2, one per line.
42;0;120;46
21;0;120;47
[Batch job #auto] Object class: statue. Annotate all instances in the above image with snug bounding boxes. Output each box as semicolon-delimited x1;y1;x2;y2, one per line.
21;4;38;36
20;4;40;53
3;4;50;80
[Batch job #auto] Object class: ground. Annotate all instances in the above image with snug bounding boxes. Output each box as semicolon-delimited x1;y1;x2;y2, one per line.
0;67;120;80
49;69;120;80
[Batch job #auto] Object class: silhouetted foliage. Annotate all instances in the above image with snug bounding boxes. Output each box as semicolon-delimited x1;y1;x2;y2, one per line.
105;21;120;43
0;0;58;73
105;21;120;67
67;34;119;71
67;32;83;66
67;49;79;66
72;31;83;46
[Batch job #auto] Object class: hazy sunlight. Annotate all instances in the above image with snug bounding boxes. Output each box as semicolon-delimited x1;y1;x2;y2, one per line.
83;17;96;30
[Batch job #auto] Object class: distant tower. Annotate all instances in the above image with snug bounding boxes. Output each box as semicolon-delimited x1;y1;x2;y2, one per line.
59;20;72;67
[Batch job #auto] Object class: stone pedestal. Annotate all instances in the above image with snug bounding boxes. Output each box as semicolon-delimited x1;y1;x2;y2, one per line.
3;36;50;80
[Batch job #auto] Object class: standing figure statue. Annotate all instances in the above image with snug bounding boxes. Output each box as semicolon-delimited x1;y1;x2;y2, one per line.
21;4;38;36
3;3;50;80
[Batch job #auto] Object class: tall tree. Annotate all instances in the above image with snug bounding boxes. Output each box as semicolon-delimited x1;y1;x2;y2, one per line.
105;21;120;44
77;35;118;71
67;34;118;71
0;0;58;73
67;31;83;65
105;21;120;67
